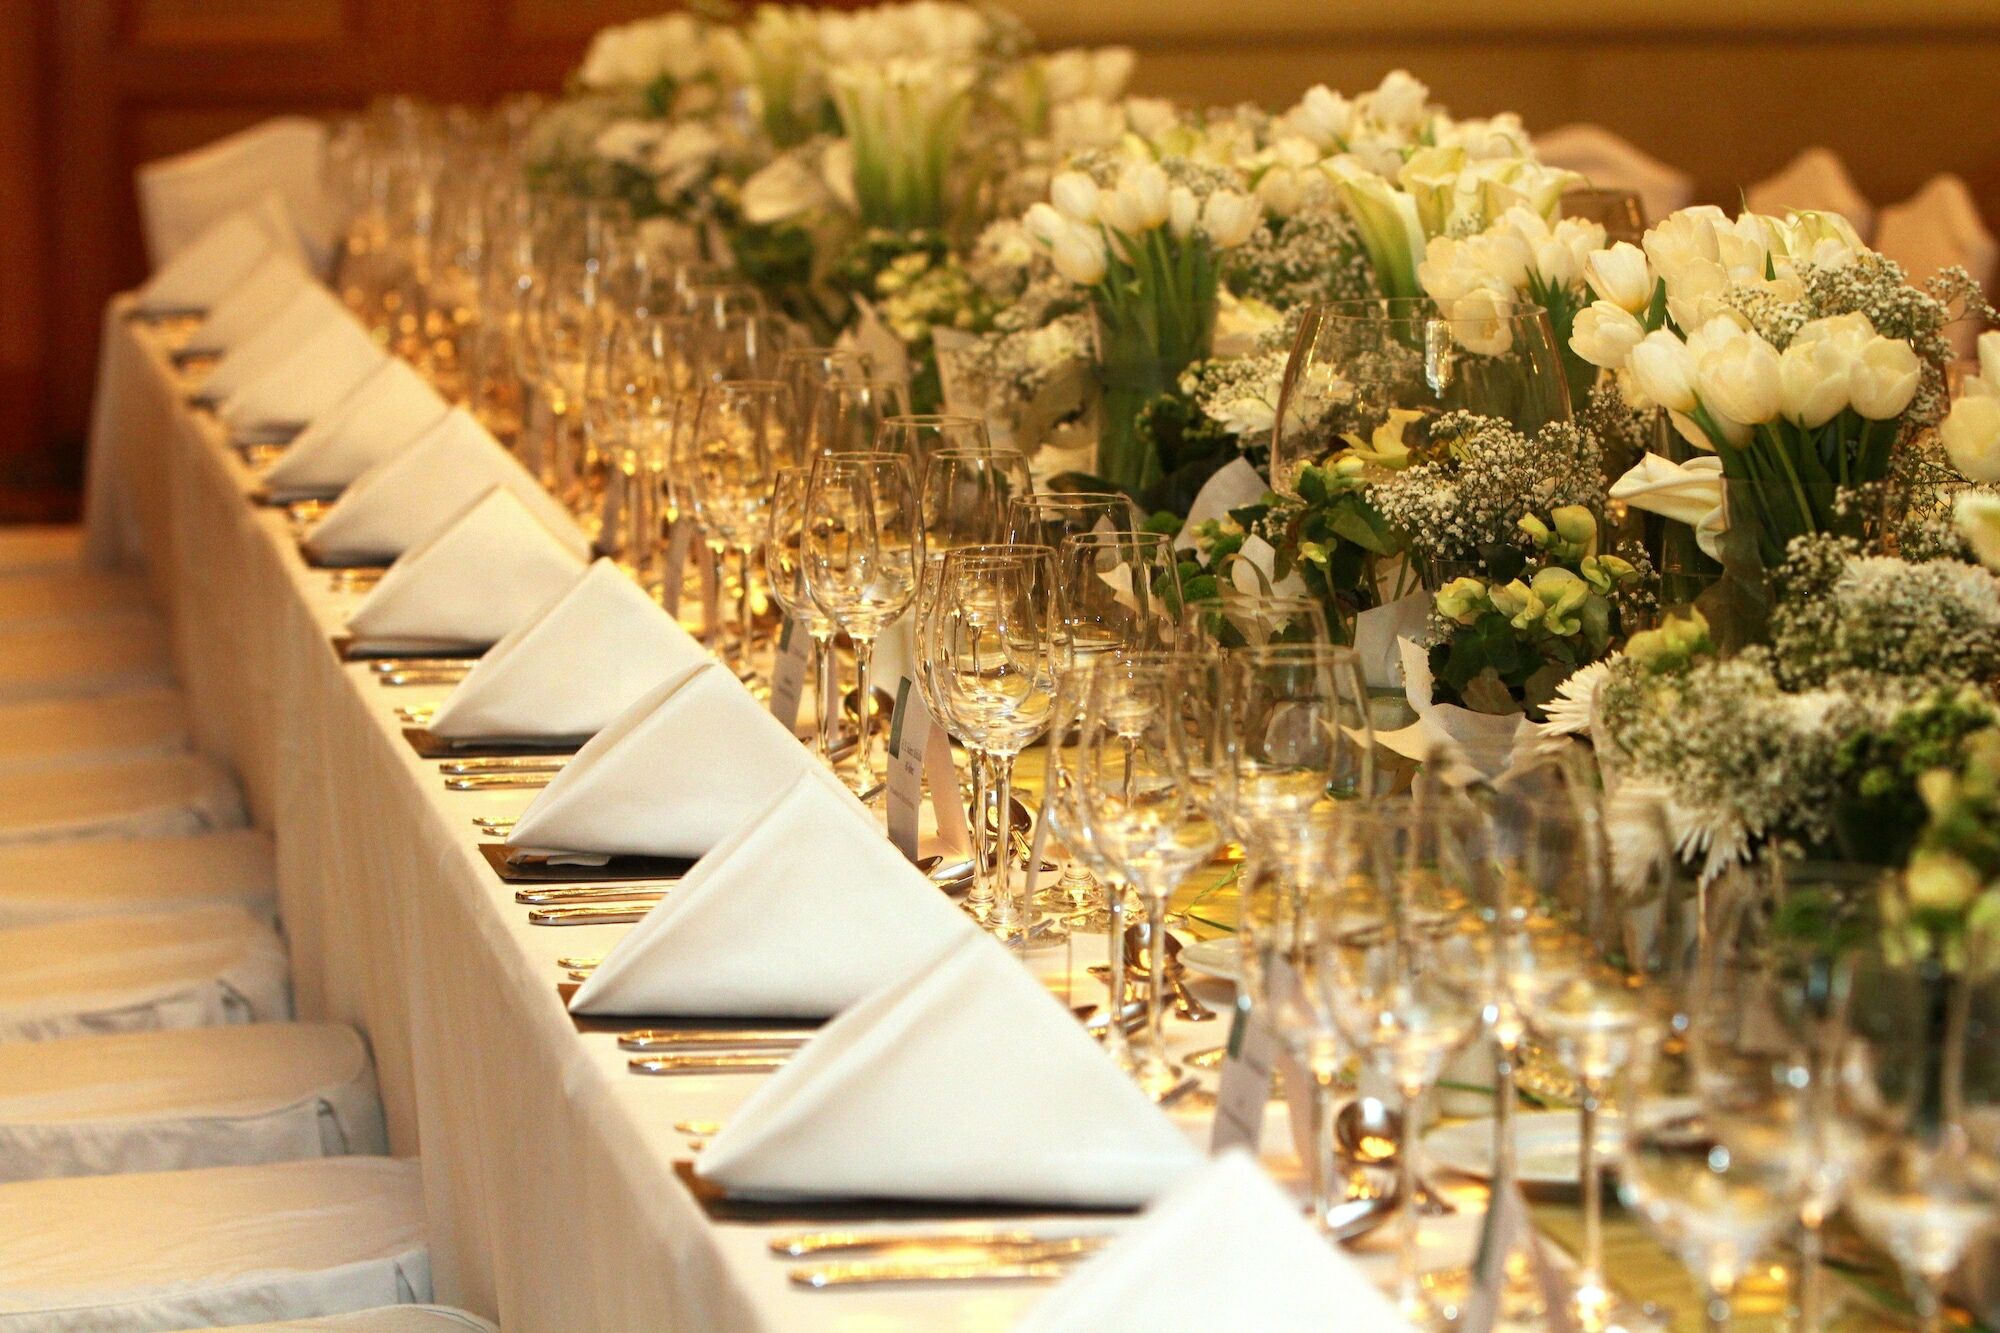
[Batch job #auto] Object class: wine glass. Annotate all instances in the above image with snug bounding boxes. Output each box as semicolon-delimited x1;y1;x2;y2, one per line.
802;451;923;798
1223;643;1374;832
926;545;1059;946
1561;186;1647;243
681;380;791;677
1270;297;1572;500
766;465;846;767
1004;492;1142;548
1178;591;1331;651
779;347;872;460
921;447;1035;552
879;413;990;463
1078;652;1224;1099
686;284;775;380
1053;530;1176;668
800;378;912;457
527;259;604;506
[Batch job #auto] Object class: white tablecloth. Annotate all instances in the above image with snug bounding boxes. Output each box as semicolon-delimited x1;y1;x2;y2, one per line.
80;302;1436;1330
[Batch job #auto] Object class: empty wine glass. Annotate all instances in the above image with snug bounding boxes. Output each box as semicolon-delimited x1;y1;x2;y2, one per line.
879;413;990;463
1178;591;1330;651
800;378;912;456
1054;530;1176;667
680;379;791;677
779;347;872;460
1005;491;1142;548
921;447;1035;552
802;451;923;798
766;466;843;767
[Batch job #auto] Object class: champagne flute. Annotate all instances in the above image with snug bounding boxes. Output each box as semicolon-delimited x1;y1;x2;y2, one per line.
766;466;841;765
681;380;791;677
802;451;922;799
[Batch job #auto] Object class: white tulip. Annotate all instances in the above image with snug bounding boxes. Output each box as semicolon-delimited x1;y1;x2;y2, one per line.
1369;69;1430;130
1955;490;2000;571
1099;161;1171;234
1446;288;1517;357
1256;166;1305;218
1049;223;1109;286
1627;330;1701;414
1570;301;1647;370
1695;327;1783;429
1200;190;1262;249
1050;172;1100;225
1980;330;2000;389
1286;85;1354;148
1776;336;1854;428
1943;394;2000;483
1849;337;1922;420
1022;201;1067;251
1123;98;1179;141
1050;97;1126;150
1167;185;1199;240
1582;242;1652;314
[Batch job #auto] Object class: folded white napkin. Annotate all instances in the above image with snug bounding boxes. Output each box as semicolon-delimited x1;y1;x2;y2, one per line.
344;488;588;654
219;312;385;432
1745;146;1874;237
1019;1150;1410;1332
182;250;315;354
696;932;1200;1206
197;282;348;402
428;558;709;742
133;196;298;316
569;766;977;1018
505;661;814;861
305;407;587;565
136;115;327;268
262;358;450;499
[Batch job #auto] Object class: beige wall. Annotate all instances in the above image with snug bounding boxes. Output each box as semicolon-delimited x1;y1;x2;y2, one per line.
1016;0;2000;226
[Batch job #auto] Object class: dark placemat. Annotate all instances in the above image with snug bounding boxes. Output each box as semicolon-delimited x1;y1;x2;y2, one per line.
479;841;695;884
303;545;396;570
330;635;484;663
404;727;581;760
671;1161;1136;1227
555;983;824;1035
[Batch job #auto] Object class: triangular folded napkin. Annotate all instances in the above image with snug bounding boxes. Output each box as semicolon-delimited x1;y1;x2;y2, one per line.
344;488;588;654
569;765;978;1018
182;250;315;354
505;661;814;861
133;196;299;316
696;932;1201;1207
1018;1150;1413;1332
262;358;450;500
218;311;384;432
428;559;709;742
196;282;349;402
304;408;586;565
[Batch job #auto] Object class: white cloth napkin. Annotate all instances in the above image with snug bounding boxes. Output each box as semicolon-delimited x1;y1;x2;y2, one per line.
428;558;709;742
1019;1150;1412;1332
197;282;348;401
569;766;977;1018
697;932;1200;1206
305;407;587;565
219;312;385;432
183;250;315;354
133;196;298;316
136;115;327;268
1531;123;1694;226
262;358;450;500
505;661;814;861
1746;146;1874;237
344;488;588;654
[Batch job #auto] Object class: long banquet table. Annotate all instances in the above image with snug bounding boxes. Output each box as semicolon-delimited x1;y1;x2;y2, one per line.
83;298;1386;1331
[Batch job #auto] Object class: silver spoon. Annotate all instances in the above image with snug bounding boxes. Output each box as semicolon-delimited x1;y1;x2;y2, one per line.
1335;1097;1454;1216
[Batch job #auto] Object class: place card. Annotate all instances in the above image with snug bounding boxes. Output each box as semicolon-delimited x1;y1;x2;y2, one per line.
1209;992;1282;1155
768;615;811;730
885;677;971;861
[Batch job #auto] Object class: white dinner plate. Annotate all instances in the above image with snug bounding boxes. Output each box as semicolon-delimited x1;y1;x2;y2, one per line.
1177;936;1240;982
1425;1100;1697;1187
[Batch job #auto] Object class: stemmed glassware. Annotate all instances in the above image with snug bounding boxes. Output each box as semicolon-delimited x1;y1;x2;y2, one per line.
802;451;922;799
1054;530;1176;665
765;466;842;766
879;413;991;463
1078;652;1225;1098
1005;492;1142;548
799;378;912;456
1178;591;1330;651
778;348;871;460
679;378;790;680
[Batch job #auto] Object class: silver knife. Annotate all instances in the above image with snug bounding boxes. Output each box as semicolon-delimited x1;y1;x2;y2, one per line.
789;1259;1068;1288
619;1029;810;1051
370;657;471;674
771;1231;1105;1258
513;885;669;905
527;903;654;925
446;774;551;791
441;757;568;775
628;1053;789;1075
380;670;470;687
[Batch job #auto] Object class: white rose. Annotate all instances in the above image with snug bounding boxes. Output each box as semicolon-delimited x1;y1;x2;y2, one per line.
1943;394;2000;483
1695;327;1783;428
1955;490;2000;570
1215;396;1277;437
1627;330;1700;414
1777;335;1854;428
1050;172;1100;225
1849;337;1922;420
1583;242;1653;314
1570;301;1647;370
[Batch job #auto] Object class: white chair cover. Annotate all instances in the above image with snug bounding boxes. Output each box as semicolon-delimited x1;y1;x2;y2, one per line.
0;527;82;577
1745;146;1875;237
0;1157;429;1332
0;1022;386;1182
163;1309;495;1333
0;688;191;778
0;906;290;1044
0;754;244;847
1533;122;1694;225
0;614;172;703
1875;174;1997;357
0;571;150;629
136;117;330;271
0;827;273;932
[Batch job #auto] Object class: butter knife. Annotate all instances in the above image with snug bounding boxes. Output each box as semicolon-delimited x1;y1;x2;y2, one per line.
513;885;669;905
771;1231;1105;1258
789;1259;1068;1288
527;903;654;925
628;1053;789;1075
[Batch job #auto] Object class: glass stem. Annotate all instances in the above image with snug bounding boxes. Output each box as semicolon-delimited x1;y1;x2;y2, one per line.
1579;1077;1607;1309
1309;1070;1343;1234
1492;1035;1520;1196
1141;891;1172;1082
1704;1279;1733;1333
1397;1078;1428;1319
1100;883;1135;1068
991;754;1023;948
809;629;838;764
735;546;756;679
851;634;876;797
966;751;994;915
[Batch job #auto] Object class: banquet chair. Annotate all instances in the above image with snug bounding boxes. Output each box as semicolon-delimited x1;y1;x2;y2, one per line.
1532;123;1694;224
1875;174;1997;357
0;526;87;578
0;687;192;778
0;905;289;1043
0;1022;387;1183
136;116;331;271
1745;146;1875;237
0;1157;430;1332
0;569;152;629
165;1310;496;1333
0;613;174;703
0;828;272;930
0;753;244;846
